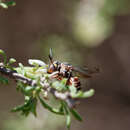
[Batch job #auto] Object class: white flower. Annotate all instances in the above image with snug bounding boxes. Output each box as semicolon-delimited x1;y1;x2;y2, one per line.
28;59;46;67
36;68;47;73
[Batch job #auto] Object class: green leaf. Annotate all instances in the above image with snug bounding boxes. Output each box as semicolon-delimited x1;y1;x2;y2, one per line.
70;109;82;121
11;97;31;112
66;114;71;130
24;86;35;96
25;72;36;79
11;104;25;112
62;102;71;130
0;76;8;84
5;1;16;6
9;58;16;64
0;49;5;55
71;89;95;98
18;63;25;75
69;85;77;94
11;97;37;116
81;89;95;98
30;98;37;116
38;96;64;115
52;79;68;91
0;3;8;8
17;83;36;97
11;98;31;113
59;103;64;113
52;81;64;91
0;49;7;64
71;91;83;98
61;78;67;85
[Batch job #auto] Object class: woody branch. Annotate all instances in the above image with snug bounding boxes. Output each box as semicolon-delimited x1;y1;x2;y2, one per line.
0;63;76;108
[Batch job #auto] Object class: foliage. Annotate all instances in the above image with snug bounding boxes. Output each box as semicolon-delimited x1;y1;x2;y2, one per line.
0;0;16;9
0;49;95;129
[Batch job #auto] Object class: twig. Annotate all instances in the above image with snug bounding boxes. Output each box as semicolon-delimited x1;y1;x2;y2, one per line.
0;63;76;108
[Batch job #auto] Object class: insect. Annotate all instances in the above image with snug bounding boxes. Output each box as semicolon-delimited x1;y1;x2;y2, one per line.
47;48;99;90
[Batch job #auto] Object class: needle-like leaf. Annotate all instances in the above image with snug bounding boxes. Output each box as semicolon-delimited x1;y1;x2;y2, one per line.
38;95;64;115
70;109;82;121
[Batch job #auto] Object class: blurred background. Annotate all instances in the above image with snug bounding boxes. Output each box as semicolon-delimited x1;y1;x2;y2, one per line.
0;0;130;130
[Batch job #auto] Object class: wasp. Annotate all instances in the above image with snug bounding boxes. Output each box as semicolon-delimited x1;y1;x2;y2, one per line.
47;48;99;90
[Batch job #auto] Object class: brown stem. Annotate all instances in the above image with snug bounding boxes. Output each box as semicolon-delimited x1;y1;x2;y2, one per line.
0;63;76;108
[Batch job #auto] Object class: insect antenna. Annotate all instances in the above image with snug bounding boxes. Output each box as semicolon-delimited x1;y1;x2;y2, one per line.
49;48;53;64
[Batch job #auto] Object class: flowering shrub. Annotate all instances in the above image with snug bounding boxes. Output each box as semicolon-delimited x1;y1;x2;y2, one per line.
0;49;95;129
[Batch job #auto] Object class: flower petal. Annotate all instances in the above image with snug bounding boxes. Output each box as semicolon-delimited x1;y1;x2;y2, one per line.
28;59;46;66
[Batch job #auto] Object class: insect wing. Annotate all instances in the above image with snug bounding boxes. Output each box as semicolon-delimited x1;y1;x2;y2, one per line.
73;66;99;78
73;67;91;78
